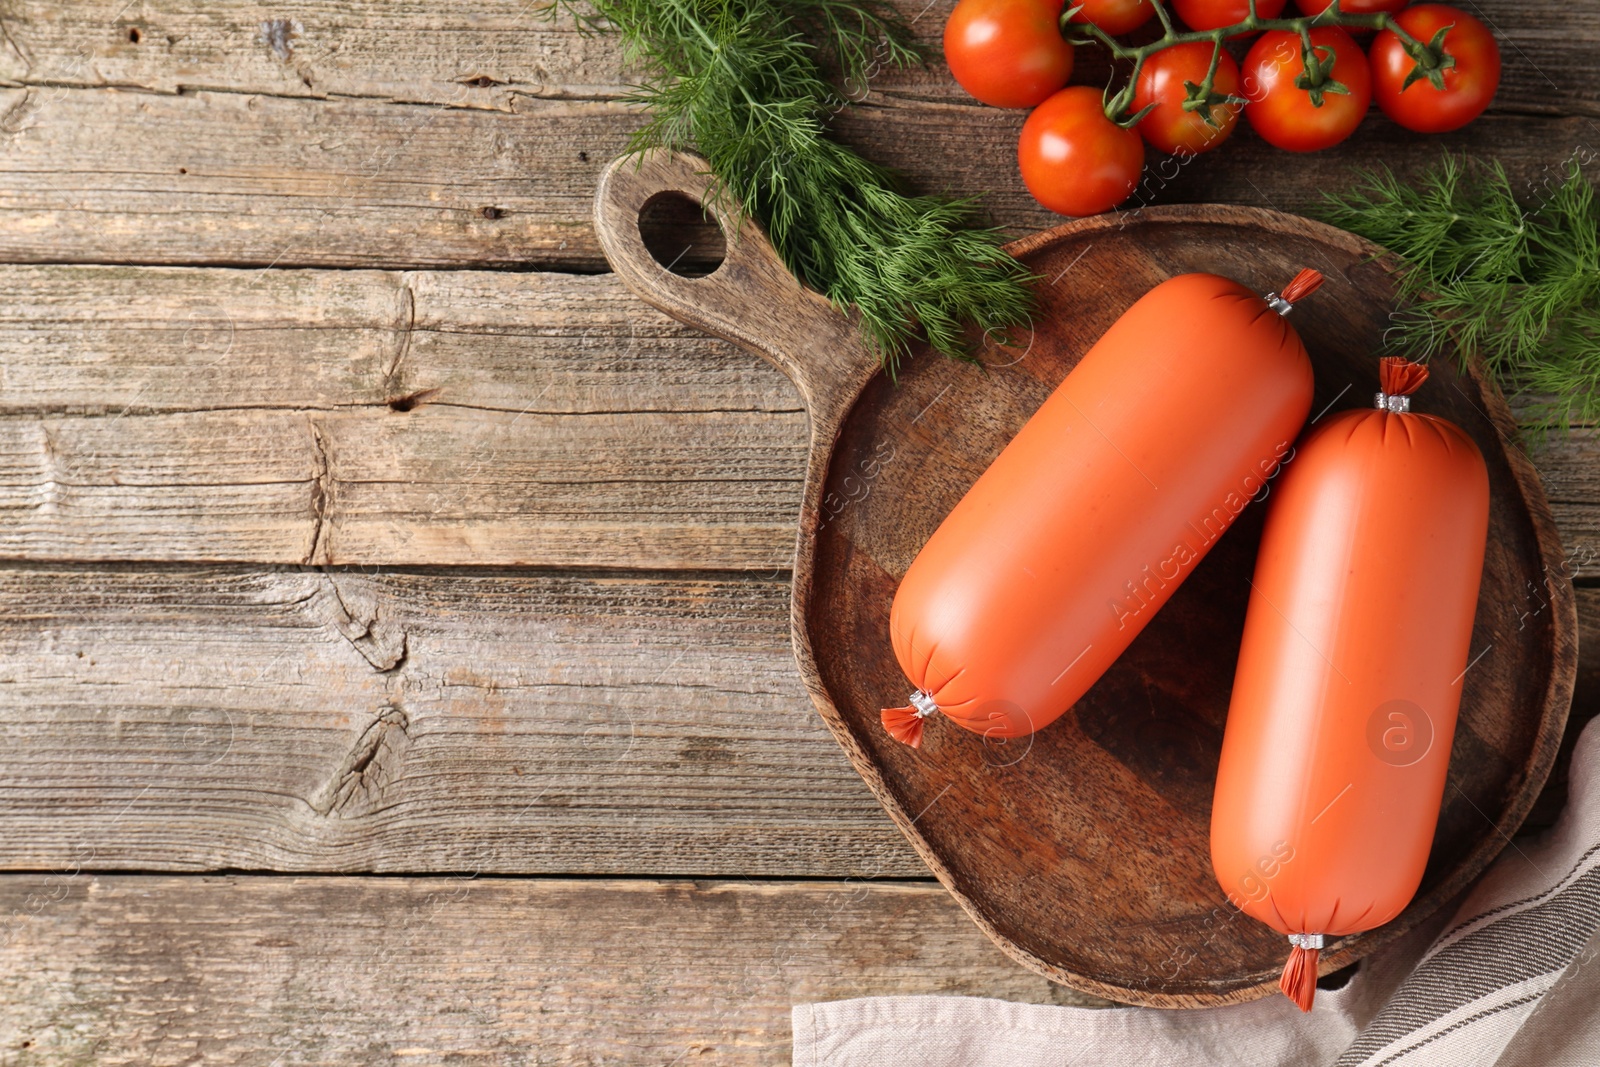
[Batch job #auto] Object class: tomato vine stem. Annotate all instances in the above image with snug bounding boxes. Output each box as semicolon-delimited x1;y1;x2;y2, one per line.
1062;0;1435;125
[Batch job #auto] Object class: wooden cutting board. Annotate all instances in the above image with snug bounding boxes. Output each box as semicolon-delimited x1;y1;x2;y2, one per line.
593;150;1577;1007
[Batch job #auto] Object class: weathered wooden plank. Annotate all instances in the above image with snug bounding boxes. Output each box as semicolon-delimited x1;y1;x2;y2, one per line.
0;86;633;270
0;1;642;104
0;265;794;414
0;0;1594;119
0;83;1595;272
0;565;1591;877
0;265;803;569
0;564;924;877
0;264;1595;571
0;405;804;567
0;874;1103;1064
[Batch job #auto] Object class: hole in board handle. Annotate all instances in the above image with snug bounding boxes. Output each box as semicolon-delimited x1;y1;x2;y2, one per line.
638;191;727;279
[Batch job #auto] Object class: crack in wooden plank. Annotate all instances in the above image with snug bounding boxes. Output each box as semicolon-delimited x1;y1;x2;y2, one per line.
317;569;408;673
384;277;416;384
308;703;410;818
0;87;33;134
304;416;332;567
0;11;32;73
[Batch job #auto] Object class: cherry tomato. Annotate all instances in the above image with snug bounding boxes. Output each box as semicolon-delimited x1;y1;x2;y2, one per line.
1067;0;1155;36
1243;27;1372;152
1295;0;1407;14
1171;0;1286;33
945;0;1074;109
1018;86;1145;216
1132;42;1244;155
1370;4;1500;133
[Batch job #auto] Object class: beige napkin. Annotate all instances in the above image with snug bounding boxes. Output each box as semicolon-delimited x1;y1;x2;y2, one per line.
795;717;1600;1067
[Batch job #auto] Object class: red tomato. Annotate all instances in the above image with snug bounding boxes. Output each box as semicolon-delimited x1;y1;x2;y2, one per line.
1295;0;1406;14
1067;0;1155;36
944;0;1074;109
1370;5;1501;132
1171;0;1287;33
1243;27;1373;152
1132;42;1244;155
1018;86;1145;216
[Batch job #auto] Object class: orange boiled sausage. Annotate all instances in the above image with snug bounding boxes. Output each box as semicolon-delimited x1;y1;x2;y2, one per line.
1210;358;1489;1011
881;270;1320;748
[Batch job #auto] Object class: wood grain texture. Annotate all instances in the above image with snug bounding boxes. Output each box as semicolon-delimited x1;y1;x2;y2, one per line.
0;92;1586;272
0;265;793;413
0;0;1594;116
597;153;1580;1006
0;263;1594;571
0;563;925;877
0;874;1106;1065
0;1;637;104
0;86;630;270
0;264;803;568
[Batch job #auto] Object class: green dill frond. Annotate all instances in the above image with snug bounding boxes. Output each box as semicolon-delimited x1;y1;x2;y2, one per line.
545;0;1034;374
1321;154;1600;432
787;0;920;90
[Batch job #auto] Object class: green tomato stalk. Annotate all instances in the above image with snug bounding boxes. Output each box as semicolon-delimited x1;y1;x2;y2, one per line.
1061;0;1443;127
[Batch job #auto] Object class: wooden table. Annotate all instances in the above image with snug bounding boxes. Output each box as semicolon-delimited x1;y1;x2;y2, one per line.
0;2;1595;1062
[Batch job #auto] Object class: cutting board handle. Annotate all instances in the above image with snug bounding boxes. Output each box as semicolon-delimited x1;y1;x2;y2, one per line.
593;150;877;425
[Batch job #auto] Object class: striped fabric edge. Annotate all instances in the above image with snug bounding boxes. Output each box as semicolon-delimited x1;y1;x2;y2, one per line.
1334;858;1600;1067
1423;843;1600;959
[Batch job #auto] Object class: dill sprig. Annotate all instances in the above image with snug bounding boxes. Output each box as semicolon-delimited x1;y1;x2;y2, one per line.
549;0;1035;374
1321;155;1600;432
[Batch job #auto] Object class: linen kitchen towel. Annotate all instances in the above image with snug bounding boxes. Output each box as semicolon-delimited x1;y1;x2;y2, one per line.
794;716;1600;1067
